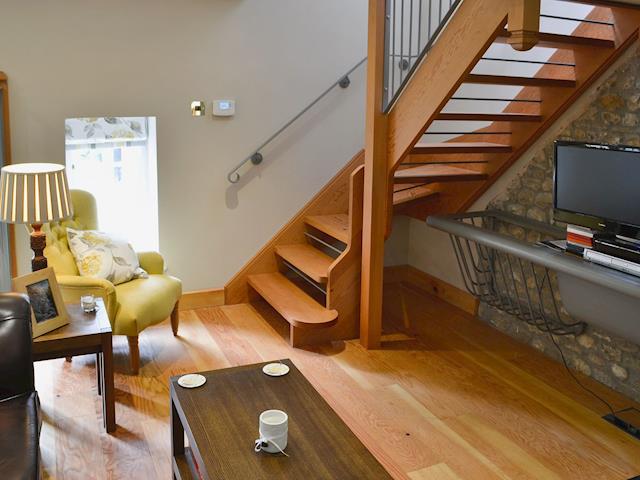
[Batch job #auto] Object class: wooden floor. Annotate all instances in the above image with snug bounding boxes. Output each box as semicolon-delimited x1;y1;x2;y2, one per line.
35;284;640;479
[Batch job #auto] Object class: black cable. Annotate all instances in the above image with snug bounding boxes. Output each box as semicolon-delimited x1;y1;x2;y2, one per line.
543;315;617;417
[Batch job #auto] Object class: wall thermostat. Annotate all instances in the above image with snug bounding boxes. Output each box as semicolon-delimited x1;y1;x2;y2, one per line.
212;99;235;117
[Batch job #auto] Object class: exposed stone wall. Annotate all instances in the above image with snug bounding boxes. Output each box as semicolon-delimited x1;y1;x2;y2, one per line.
482;50;640;402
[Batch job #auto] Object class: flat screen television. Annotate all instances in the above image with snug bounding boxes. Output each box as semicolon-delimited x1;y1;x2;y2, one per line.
554;140;640;238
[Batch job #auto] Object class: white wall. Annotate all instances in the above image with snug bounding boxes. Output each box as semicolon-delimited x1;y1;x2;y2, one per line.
0;0;368;290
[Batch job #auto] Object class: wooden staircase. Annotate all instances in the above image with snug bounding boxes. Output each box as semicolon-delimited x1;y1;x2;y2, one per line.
225;153;364;347
389;2;640;224
225;0;640;349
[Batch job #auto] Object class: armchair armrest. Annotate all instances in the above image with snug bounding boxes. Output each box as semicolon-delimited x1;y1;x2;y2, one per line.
56;275;118;325
137;251;165;275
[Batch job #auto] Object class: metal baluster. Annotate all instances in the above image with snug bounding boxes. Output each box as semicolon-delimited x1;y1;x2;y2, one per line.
427;0;432;42
400;0;405;84
408;0;413;73
417;0;423;53
392;0;396;99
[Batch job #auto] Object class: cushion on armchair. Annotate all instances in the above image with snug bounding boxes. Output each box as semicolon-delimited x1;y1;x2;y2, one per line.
67;228;147;285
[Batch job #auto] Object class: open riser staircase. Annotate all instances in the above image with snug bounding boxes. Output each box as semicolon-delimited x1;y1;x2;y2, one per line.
390;1;640;221
226;0;640;348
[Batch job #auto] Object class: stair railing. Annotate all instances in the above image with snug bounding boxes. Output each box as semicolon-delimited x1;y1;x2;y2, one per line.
383;0;464;112
227;57;367;184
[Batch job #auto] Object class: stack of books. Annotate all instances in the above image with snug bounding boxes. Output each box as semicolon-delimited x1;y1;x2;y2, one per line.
566;224;593;255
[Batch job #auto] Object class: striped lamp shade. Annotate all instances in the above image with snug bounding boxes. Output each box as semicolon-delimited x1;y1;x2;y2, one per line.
0;163;73;224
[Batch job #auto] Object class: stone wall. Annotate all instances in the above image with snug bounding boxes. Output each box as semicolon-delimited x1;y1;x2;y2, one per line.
482;50;640;402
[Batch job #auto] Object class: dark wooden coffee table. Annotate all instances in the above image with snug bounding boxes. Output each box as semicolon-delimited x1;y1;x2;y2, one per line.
170;359;391;480
32;299;115;433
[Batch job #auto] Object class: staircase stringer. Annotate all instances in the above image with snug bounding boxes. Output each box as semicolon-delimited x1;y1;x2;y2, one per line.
385;0;511;174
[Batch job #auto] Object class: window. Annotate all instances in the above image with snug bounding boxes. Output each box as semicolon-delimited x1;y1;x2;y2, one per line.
65;117;159;251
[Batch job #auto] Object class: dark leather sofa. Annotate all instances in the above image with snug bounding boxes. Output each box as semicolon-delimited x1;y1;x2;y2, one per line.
0;293;41;479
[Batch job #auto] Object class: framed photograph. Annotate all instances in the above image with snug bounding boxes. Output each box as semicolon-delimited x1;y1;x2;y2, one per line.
12;267;69;338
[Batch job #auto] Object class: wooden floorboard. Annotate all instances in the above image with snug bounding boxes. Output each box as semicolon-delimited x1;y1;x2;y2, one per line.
35;285;640;479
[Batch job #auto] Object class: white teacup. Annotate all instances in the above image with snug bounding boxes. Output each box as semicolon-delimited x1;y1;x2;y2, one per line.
257;409;288;454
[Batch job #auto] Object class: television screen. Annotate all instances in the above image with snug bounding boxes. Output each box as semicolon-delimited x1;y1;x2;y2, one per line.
554;141;640;230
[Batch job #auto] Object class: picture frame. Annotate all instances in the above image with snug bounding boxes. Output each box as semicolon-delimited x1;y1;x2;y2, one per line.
12;267;69;338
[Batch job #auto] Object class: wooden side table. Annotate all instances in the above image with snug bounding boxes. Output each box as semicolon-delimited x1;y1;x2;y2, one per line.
32;299;116;433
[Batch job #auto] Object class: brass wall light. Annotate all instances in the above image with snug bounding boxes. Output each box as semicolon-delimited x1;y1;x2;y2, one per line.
191;101;205;117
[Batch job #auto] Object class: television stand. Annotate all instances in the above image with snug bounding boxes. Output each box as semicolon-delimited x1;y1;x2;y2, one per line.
427;210;640;346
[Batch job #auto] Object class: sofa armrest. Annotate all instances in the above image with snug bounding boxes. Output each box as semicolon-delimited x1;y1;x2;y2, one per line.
137;251;165;275
56;275;118;325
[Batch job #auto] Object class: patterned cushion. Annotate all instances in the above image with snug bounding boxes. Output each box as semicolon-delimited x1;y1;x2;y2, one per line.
66;228;147;285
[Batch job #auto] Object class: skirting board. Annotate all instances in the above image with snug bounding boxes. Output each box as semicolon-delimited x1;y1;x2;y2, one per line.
180;289;225;311
384;265;479;316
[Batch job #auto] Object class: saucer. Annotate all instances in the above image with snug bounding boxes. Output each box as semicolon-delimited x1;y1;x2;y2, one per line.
178;374;206;388
262;362;290;377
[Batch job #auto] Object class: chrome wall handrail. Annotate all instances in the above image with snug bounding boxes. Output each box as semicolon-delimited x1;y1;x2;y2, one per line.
227;57;367;184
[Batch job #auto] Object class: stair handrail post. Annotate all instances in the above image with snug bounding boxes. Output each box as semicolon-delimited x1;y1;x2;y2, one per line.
361;0;390;350
507;0;541;51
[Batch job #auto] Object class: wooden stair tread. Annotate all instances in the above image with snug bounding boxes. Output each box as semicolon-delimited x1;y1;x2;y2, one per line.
275;244;333;283
248;272;338;329
393;184;439;205
394;164;488;184
466;73;576;88
305;214;349;243
411;142;512;154
497;29;616;49
436;112;542;122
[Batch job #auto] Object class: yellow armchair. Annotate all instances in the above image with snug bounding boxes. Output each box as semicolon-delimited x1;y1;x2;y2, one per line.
43;190;182;374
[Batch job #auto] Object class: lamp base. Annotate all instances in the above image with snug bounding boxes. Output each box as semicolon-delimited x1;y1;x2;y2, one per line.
30;224;48;272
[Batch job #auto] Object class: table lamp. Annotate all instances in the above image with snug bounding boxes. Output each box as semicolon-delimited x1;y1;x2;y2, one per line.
0;163;73;271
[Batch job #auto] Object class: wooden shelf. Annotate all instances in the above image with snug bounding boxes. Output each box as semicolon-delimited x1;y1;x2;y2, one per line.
393;184;439;205
305;214;349;244
411;142;512;154
248;272;338;329
466;73;576;88
394;165;488;184
436;112;542;122
275;244;333;283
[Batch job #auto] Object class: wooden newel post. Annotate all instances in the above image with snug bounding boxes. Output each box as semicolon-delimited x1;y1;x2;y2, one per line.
507;0;541;51
361;0;389;349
